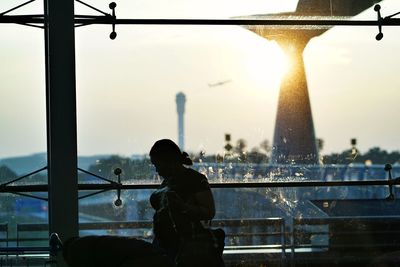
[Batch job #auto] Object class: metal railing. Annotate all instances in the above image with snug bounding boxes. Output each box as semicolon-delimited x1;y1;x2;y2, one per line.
290;215;400;266
0;218;287;266
3;215;400;266
2;164;400;190
0;164;399;267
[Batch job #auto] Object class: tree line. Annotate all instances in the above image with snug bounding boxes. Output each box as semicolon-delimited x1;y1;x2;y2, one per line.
1;142;400;183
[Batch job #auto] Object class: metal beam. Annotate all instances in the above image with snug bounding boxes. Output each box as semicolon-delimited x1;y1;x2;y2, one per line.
1;178;400;193
1;16;400;26
44;0;78;265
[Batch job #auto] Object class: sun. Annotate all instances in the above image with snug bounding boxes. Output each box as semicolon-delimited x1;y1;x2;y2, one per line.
243;40;290;89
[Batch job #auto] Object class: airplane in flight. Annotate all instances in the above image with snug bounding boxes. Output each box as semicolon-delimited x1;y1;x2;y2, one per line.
208;79;232;87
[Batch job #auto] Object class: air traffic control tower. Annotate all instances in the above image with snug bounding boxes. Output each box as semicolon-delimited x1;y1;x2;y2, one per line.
246;0;380;164
176;92;186;151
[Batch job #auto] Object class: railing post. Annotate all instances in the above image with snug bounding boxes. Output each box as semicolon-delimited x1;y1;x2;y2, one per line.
44;0;78;266
385;164;394;200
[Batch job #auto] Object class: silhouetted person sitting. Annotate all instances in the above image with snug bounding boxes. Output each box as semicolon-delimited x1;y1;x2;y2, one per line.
62;235;172;267
149;139;223;267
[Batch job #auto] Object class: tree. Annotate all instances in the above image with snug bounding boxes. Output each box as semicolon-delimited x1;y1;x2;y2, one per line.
0;165;17;183
322;147;400;165
234;139;247;154
87;155;153;181
247;147;268;164
259;139;271;155
233;139;247;162
361;147;399;164
0;165;18;212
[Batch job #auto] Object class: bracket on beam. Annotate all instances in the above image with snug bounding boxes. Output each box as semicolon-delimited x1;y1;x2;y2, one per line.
0;166;48;201
0;0;118;39
77;167;123;206
109;2;117;39
375;4;400;41
75;1;117;39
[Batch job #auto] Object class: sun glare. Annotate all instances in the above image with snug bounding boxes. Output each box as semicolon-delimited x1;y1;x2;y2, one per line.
244;41;289;89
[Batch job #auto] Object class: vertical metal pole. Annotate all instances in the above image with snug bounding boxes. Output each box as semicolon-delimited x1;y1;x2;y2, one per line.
44;0;78;265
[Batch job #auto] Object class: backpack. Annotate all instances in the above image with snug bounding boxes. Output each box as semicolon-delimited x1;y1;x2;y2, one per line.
175;226;225;267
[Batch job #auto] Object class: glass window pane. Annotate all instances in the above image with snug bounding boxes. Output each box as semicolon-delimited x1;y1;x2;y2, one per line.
0;6;48;260
3;0;400;264
76;23;400;158
76;18;400;265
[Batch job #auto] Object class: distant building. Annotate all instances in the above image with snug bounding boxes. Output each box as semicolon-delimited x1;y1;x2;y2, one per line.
176;92;186;151
246;0;382;164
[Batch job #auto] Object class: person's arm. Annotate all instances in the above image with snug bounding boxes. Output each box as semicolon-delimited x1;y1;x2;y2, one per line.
166;189;216;220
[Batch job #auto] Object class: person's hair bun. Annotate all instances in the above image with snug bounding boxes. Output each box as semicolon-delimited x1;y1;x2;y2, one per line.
181;152;193;166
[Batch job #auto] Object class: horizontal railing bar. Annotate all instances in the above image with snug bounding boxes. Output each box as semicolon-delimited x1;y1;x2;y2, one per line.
17;218;283;231
213;218;284;227
225;244;284;249
1;179;400;193
15;232;285;238
293;232;329;236
0;247;50;252
208;180;400;188
321;230;400;235
293;243;400;249
17;224;49;231
227;232;284;237
294;215;400;224
1;15;400;27
79;221;152;230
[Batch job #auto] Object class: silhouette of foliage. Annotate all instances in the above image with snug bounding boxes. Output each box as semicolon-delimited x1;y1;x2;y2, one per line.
259;139;271;155
247;148;268;164
322;147;400;165
87;155;153;181
0;165;17;183
0;165;47;185
84;144;400;181
192;139;270;164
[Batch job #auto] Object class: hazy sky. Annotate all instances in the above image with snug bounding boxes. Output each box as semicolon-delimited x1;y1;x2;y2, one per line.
1;0;400;159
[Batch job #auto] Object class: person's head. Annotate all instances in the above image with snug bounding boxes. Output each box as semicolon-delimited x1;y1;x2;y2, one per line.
149;139;192;177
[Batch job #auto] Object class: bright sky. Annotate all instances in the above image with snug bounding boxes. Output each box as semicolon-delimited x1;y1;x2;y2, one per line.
1;0;400;159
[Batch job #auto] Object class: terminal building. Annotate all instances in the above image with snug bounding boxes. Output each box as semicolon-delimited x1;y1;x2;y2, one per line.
1;0;400;266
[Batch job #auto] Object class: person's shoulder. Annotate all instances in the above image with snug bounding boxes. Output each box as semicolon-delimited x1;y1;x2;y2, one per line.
184;168;210;191
185;167;207;181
